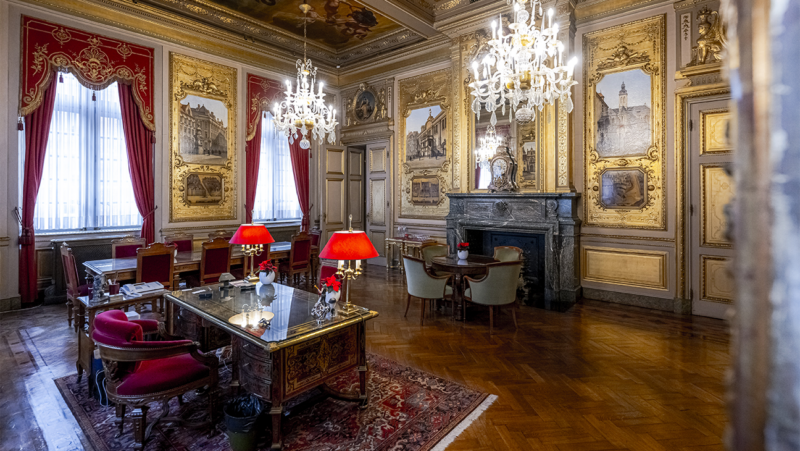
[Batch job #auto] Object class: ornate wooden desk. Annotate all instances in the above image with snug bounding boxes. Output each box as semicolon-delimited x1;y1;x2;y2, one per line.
431;254;497;320
165;283;378;450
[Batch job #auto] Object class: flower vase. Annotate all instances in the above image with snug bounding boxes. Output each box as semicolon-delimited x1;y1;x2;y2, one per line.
457;250;469;260
259;271;275;285
326;290;341;304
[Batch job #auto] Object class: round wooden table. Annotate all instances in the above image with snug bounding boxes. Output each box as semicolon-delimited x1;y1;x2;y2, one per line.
431;254;497;320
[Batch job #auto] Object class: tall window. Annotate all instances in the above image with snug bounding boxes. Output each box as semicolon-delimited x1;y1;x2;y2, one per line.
33;73;141;232
252;112;301;222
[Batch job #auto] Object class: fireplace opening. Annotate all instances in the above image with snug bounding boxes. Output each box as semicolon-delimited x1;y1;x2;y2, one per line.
464;229;546;307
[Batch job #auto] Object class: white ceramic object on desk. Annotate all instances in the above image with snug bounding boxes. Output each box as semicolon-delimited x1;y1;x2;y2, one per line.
259;271;276;285
457;250;469;260
326;290;341;304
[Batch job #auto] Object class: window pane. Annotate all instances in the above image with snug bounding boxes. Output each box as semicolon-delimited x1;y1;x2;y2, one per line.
253;113;301;221
33;73;141;232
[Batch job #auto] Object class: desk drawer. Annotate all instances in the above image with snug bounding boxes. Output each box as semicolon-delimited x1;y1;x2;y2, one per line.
236;340;273;401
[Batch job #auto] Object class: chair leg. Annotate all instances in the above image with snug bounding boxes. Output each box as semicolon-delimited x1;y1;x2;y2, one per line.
115;403;126;436
489;306;494;335
405;294;412;318
420;298;426;326
67;300;73;329
131;405;149;450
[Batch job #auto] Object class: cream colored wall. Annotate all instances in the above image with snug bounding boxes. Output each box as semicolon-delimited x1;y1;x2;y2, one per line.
0;0;330;307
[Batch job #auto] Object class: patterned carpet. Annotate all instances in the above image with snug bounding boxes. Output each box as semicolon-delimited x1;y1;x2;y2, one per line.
55;353;494;451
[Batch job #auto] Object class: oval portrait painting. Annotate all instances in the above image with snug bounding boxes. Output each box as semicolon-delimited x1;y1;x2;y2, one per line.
354;91;376;121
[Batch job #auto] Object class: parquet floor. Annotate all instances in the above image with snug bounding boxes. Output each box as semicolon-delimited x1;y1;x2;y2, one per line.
0;267;729;451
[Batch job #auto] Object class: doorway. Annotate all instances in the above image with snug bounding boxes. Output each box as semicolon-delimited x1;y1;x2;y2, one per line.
321;146;366;244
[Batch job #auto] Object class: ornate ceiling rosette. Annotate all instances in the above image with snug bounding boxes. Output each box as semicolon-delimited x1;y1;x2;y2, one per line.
19;16;155;131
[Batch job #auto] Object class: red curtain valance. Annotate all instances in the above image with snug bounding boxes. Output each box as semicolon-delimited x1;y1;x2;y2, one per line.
246;73;284;141
19;16;155;131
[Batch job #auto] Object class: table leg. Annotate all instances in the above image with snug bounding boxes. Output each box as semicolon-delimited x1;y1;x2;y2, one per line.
453;274;464;321
166;299;174;335
270;404;283;450
385;241;390;271
399;243;406;274
358;320;368;409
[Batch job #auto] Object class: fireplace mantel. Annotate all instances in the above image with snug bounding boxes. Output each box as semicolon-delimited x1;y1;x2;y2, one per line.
445;192;582;311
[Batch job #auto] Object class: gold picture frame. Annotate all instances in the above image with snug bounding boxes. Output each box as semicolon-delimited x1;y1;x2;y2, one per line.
583;15;666;229
398;68;453;219
169;52;237;222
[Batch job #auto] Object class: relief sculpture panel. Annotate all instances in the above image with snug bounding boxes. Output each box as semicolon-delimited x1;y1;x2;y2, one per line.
583;15;666;229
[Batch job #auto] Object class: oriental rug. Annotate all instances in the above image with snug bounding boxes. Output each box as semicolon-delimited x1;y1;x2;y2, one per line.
55;353;496;451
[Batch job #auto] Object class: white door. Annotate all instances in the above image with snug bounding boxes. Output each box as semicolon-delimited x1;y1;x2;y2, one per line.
689;99;735;319
365;142;390;266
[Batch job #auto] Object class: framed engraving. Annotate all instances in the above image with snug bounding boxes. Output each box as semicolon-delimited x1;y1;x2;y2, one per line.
398;68;453;219
411;176;440;205
169;53;237;222
583;15;666;229
600;169;647;209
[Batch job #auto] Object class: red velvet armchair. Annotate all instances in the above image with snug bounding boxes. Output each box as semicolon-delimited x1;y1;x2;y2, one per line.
60;243;89;331
92;310;219;450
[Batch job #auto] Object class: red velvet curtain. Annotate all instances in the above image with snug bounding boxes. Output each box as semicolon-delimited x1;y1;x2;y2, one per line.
288;138;310;232
245;119;262;223
118;83;155;244
19;75;58;305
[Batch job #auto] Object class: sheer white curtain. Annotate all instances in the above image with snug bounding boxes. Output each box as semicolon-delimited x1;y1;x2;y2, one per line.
253;112;301;221
34;73;141;232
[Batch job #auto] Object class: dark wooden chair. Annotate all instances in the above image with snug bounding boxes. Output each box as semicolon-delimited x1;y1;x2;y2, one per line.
200;237;232;286
137;242;176;315
60;243;89;331
92;310;219;450
163;232;194;253
279;232;312;286
111;235;146;259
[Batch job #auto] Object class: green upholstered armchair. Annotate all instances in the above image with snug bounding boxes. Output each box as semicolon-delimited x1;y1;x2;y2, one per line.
420;243;449;266
493;246;523;262
403;256;453;325
464;261;522;334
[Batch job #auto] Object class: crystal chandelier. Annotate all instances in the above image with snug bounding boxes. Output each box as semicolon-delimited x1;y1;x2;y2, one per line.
476;124;505;163
469;0;578;126
273;1;337;149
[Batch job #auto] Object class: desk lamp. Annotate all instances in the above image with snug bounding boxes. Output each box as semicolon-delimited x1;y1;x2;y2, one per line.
319;215;378;315
230;224;275;282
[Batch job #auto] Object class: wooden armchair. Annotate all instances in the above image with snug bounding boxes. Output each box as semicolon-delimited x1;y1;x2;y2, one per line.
60;243;89;331
163;232;194;253
92;310;219;450
112;235;146;258
200;237;232;285
137;242;176;315
493;246;523;262
279;232;312;286
403;256;454;325
464;261;522;334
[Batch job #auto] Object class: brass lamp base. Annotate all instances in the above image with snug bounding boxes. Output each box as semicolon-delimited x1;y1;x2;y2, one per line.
246;274;260;283
337;302;361;316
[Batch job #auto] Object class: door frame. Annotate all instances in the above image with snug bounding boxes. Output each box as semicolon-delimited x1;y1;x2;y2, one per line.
675;83;731;312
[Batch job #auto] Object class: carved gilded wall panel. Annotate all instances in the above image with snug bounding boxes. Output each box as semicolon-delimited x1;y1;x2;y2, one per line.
583;15;666;229
169;53;237;222
398;68;453;219
701;164;733;248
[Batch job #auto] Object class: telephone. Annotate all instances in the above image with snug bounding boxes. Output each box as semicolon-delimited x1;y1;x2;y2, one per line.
121;282;164;297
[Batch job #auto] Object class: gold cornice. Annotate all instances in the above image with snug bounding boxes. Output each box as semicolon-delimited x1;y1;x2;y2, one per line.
17;0;322;78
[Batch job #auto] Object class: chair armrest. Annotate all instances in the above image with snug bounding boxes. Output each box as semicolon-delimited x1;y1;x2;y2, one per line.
131;319;159;334
98;340;200;362
425;266;452;280
464;273;488;284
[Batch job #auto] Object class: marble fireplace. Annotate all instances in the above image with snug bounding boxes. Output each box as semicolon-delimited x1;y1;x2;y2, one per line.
445;193;582;311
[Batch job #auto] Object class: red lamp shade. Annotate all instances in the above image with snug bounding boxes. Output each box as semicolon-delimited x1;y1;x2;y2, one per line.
319;231;379;260
229;224;275;245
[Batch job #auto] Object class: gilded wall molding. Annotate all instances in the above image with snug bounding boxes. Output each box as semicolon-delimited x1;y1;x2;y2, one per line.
168;52;237;222
398;67;454;219
582;15;667;229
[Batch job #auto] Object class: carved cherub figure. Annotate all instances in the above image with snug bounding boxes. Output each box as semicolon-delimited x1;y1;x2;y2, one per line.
689;7;726;66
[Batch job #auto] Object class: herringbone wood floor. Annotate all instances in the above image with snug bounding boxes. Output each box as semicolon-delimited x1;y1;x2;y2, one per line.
0;266;729;450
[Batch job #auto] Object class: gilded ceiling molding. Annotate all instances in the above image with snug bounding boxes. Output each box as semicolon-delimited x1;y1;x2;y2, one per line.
398;68;454;219
582;15;666;229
